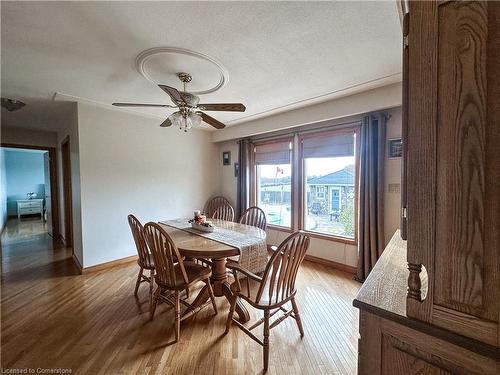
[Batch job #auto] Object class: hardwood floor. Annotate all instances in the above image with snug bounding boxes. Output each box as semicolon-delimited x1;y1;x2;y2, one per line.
1;217;47;244
1;230;360;374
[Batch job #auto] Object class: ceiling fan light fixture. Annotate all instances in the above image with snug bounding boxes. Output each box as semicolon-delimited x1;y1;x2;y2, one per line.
167;111;202;132
113;71;244;131
1;98;26;112
189;112;203;128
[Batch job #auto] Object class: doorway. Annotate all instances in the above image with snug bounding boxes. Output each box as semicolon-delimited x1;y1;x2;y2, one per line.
0;144;60;244
61;137;73;248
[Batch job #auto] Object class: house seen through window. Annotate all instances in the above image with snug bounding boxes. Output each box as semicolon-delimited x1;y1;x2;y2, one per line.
253;128;358;242
302;130;357;239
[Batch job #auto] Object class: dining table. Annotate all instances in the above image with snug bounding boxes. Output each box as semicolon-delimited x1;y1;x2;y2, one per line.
158;218;268;323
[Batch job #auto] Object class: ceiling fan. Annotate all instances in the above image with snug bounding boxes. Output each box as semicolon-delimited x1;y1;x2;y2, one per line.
112;73;245;131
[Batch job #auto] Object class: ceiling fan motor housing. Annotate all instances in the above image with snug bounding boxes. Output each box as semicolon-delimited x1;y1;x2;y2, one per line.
179;91;199;107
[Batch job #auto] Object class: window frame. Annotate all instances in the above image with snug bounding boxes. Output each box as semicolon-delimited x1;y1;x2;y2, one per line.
251;137;295;233
250;125;360;244
298;126;360;245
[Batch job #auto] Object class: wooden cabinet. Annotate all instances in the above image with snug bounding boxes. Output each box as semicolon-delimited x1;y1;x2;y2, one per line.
355;1;499;373
355;232;499;375
405;0;499;346
360;310;497;375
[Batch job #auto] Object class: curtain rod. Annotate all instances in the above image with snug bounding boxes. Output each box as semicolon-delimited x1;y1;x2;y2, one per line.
239;111;390;143
248;120;360;143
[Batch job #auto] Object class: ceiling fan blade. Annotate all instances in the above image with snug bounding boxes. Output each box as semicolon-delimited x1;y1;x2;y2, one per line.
199;112;226;129
198;103;246;112
158;84;186;105
159;118;172;127
112;102;174;108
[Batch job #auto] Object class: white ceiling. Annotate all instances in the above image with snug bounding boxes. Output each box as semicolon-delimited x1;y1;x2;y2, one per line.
1;1;402;132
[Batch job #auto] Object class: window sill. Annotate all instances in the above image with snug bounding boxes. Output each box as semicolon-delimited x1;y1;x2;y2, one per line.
266;225;293;233
303;230;357;246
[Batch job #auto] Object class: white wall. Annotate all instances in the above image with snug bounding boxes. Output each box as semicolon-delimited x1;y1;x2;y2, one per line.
216;107;402;268
212;82;402;142
76;103;219;268
56;102;84;264
1;126;58;148
384;106;402;244
218;141;239;209
0;148;7;232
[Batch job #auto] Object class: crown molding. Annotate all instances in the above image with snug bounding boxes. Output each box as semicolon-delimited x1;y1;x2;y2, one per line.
52;73;401;132
225;72;402;126
52;92;166;120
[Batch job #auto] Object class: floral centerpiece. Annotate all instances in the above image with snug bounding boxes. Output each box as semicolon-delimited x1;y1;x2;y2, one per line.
189;210;214;232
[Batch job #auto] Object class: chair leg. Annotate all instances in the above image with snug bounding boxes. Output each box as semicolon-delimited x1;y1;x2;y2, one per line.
149;269;155;308
232;270;242;292
150;286;160;321
174;290;181;342
224;296;237;334
205;279;218;315
291;297;304;337
149;269;154;294
263;309;270;371
134;267;143;297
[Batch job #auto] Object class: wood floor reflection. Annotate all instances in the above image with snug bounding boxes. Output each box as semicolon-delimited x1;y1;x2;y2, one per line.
1;217;47;244
1;231;360;374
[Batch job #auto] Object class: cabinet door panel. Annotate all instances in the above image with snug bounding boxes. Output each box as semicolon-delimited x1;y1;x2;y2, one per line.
406;0;499;346
434;0;493;318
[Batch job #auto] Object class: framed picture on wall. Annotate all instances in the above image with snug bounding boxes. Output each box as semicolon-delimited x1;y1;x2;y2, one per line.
388;138;402;158
222;151;231;165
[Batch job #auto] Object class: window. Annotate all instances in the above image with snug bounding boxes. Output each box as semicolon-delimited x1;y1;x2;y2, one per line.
302;130;357;240
254;140;292;228
251;126;359;243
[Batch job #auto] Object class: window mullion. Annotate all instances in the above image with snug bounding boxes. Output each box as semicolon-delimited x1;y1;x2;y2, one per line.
292;133;301;232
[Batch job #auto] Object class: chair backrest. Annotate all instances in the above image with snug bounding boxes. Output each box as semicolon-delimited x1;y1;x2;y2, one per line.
127;214;153;268
204;196;233;218
239;206;267;231
255;231;310;306
210;201;235;222
143;222;188;287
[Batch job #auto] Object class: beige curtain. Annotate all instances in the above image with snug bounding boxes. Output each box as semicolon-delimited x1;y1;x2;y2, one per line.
236;139;253;219
356;114;386;282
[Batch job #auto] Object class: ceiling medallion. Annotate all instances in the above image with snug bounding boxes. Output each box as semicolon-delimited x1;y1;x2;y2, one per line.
135;47;229;95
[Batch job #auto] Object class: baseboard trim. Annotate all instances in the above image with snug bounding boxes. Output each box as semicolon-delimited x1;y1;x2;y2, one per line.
72;254;83;274
304;254;357;275
82;255;138;275
267;244;357;275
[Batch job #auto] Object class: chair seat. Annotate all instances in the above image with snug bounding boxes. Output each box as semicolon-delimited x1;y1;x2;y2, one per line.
156;261;211;290
238;282;296;308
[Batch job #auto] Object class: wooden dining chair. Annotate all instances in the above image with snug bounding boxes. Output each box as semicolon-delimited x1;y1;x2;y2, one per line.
204;196;231;217
128;214;155;301
239;206;267;230
224;231;310;371
212;203;235;222
143;222;218;343
226;206;268;293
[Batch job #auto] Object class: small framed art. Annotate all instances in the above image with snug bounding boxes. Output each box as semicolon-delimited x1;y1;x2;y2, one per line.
388;138;402;158
222;151;231;165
